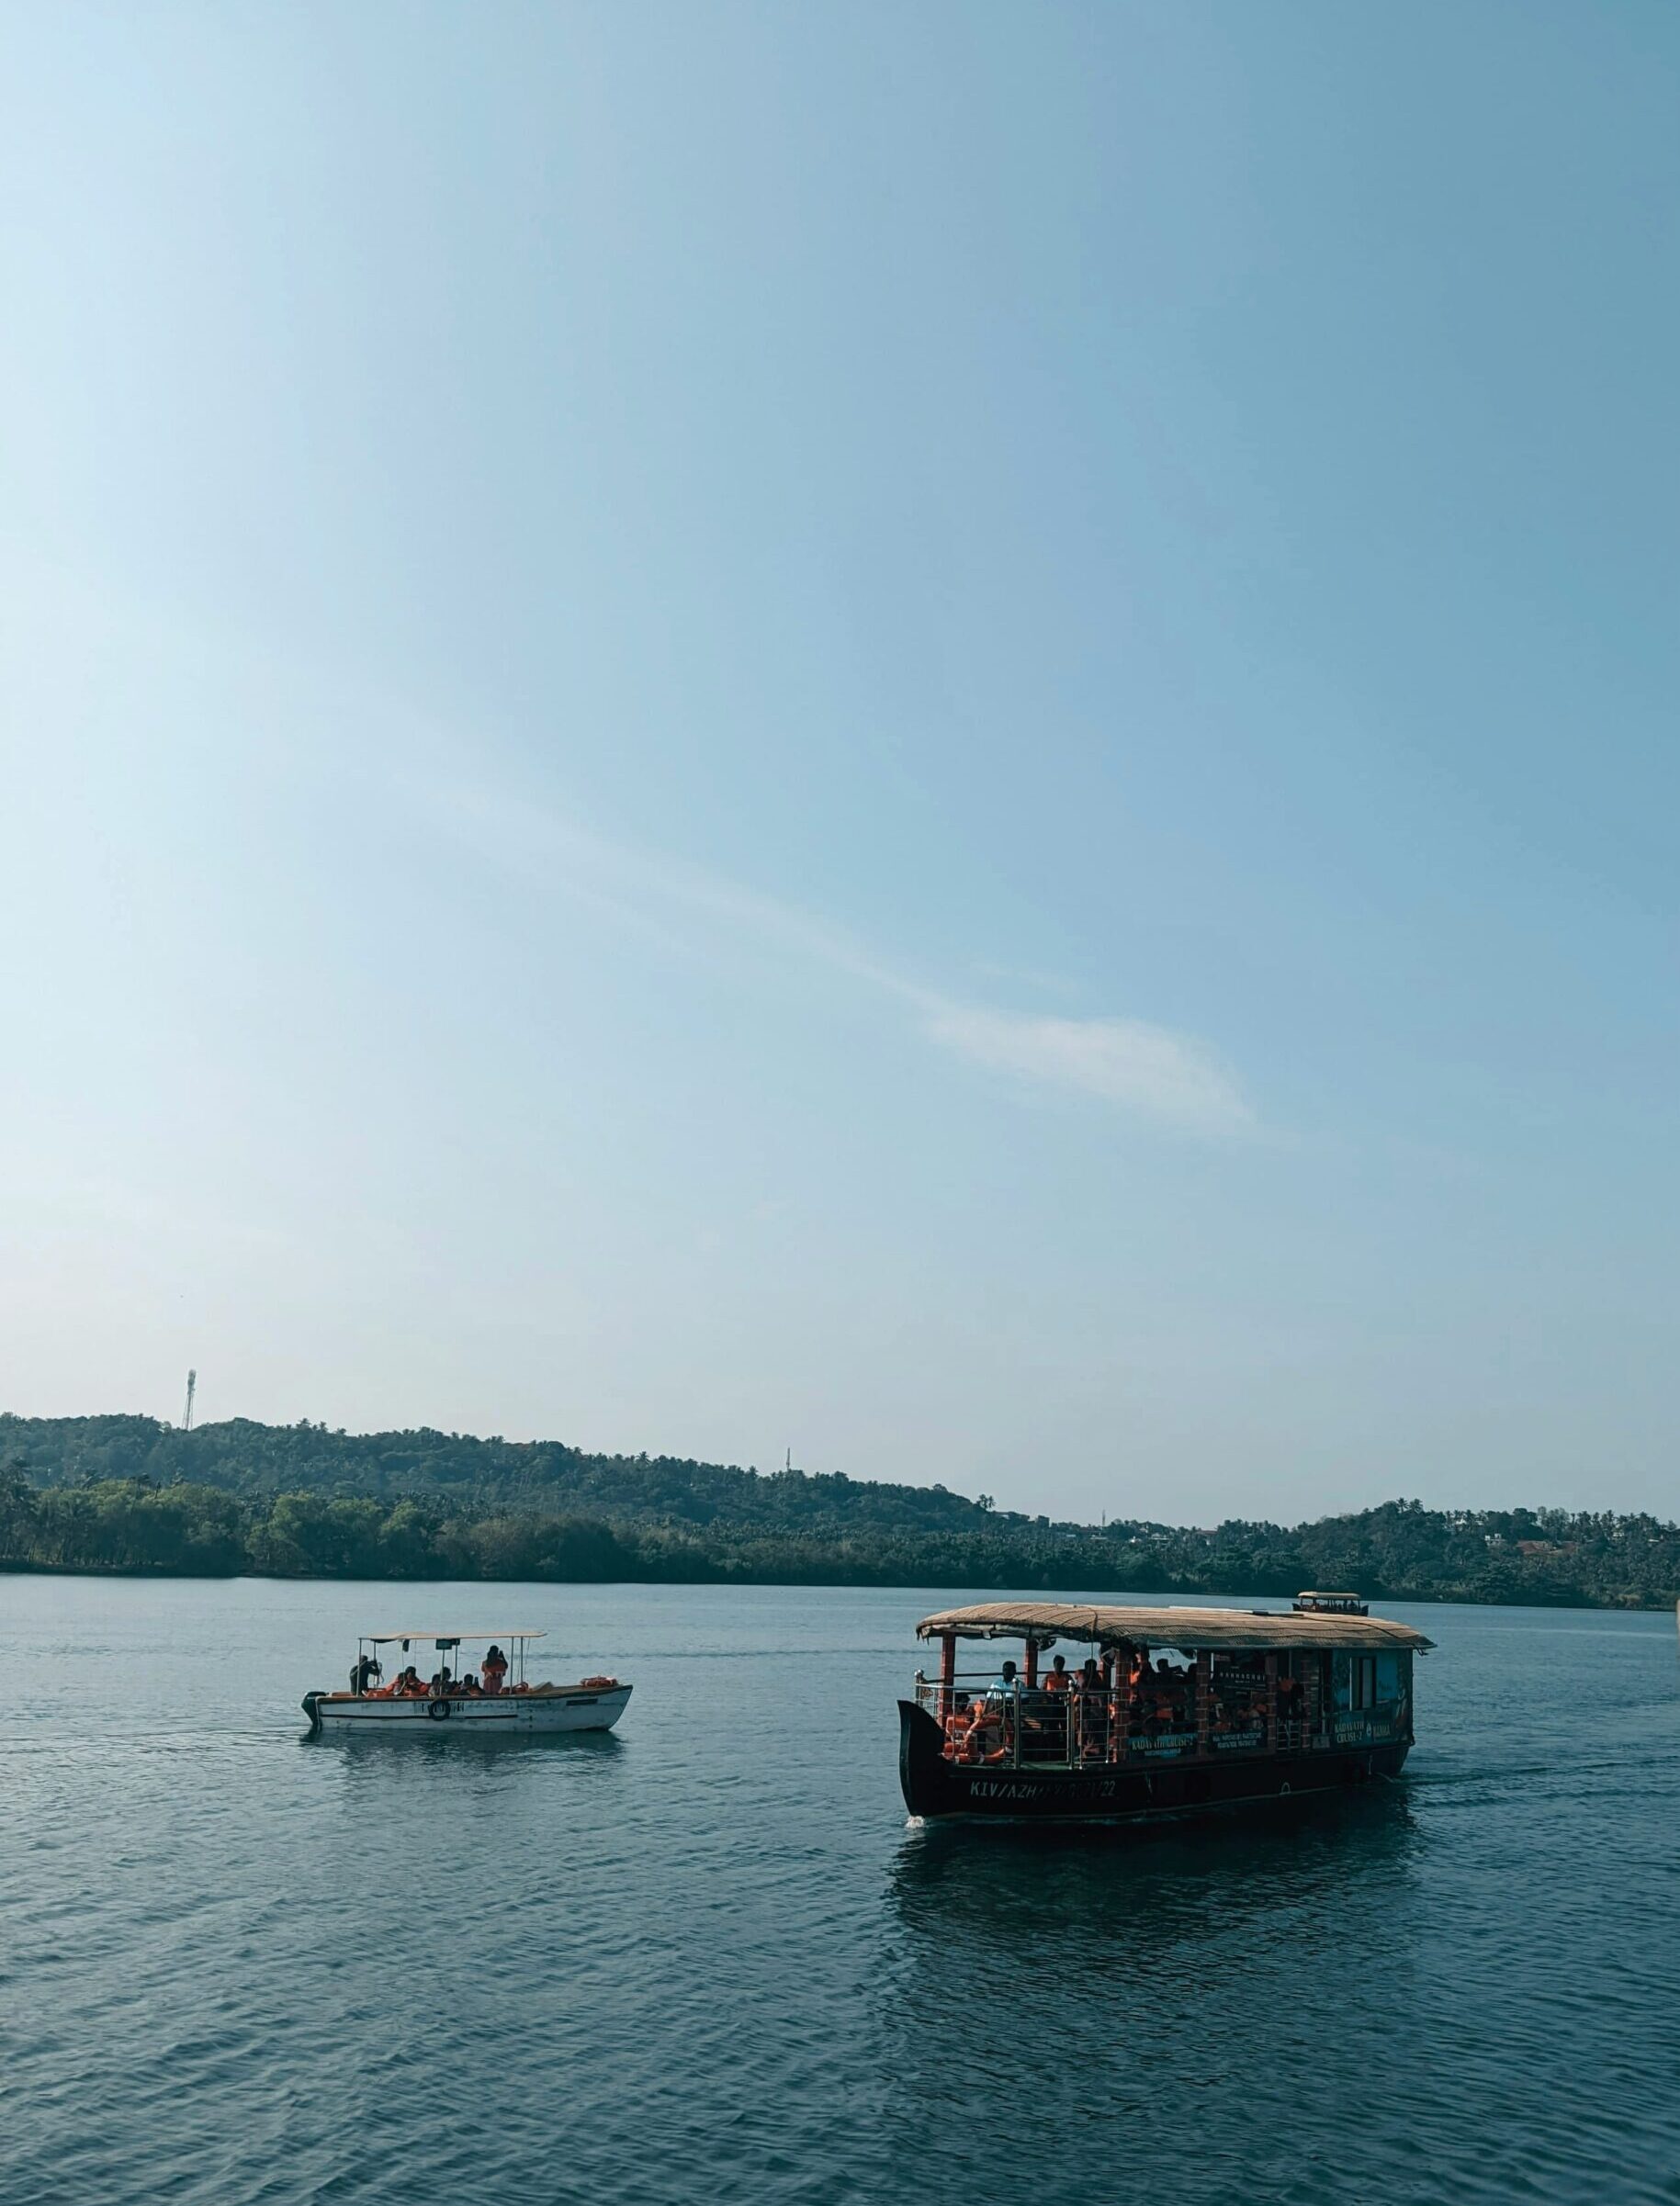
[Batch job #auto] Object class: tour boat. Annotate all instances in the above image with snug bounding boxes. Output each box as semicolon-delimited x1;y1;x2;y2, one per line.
1292;1589;1369;1615
899;1601;1432;1823
302;1631;632;1735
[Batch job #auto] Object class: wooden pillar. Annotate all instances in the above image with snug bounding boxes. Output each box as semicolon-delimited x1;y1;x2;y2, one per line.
1023;1637;1039;1688
1113;1655;1131;1762
939;1632;955;1725
1265;1652;1279;1753
1195;1649;1211;1758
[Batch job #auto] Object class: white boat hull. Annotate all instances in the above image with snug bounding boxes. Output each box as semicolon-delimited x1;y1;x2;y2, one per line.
306;1685;631;1736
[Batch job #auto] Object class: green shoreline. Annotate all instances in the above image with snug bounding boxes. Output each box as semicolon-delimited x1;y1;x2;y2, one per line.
5;1413;1678;1612
0;1556;1673;1615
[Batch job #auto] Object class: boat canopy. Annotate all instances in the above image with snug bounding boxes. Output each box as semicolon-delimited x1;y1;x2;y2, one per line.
365;1630;547;1645
914;1602;1433;1653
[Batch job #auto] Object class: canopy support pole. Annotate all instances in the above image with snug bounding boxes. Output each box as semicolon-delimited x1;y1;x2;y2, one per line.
1023;1637;1039;1689
939;1633;955;1726
1195;1649;1211;1759
1265;1653;1279;1753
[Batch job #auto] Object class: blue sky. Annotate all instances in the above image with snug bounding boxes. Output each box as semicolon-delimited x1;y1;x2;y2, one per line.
3;4;1677;1520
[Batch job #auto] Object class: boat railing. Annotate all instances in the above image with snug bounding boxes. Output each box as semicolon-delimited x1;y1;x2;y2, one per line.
914;1671;1354;1768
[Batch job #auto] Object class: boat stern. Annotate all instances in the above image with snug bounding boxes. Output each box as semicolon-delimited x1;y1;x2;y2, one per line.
898;1698;965;1818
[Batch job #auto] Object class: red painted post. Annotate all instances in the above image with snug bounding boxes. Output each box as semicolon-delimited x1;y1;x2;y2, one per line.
1023;1637;1039;1688
939;1632;955;1726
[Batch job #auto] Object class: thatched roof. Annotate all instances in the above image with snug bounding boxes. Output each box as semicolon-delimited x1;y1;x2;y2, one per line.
914;1602;1434;1653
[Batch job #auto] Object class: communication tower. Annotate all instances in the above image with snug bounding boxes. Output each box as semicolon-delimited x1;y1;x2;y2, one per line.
183;1369;197;1432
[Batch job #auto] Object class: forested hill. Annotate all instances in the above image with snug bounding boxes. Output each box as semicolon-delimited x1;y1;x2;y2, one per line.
2;1413;1678;1608
0;1413;989;1530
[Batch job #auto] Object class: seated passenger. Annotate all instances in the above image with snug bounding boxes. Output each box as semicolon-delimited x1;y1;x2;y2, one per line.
959;1709;1006;1763
1043;1655;1071;1694
985;1659;1021;1705
1154;1659;1190;1730
397;1666;426;1696
429;1666;454;1696
943;1693;974;1750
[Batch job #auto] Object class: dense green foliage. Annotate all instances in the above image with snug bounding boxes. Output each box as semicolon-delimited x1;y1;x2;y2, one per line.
2;1413;1676;1606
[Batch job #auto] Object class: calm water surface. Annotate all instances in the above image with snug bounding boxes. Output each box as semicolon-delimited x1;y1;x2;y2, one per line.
3;1579;1677;2205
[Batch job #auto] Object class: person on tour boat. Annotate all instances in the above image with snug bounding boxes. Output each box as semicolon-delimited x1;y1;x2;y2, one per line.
482;1645;509;1694
984;1660;1020;1705
942;1693;974;1751
350;1652;382;1695
1075;1658;1107;1757
429;1664;455;1696
392;1666;425;1696
958;1705;1007;1764
1151;1658;1186;1732
1043;1654;1070;1694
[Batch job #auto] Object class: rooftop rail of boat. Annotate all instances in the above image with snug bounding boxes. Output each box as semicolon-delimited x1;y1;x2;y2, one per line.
914;1602;1434;1652
366;1629;547;1644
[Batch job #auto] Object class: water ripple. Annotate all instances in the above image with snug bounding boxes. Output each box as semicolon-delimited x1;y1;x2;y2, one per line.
1;1580;1677;2204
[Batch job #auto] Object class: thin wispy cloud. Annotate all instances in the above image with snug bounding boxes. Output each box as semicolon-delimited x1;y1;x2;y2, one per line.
400;763;1255;1138
922;1006;1251;1134
3;561;1255;1140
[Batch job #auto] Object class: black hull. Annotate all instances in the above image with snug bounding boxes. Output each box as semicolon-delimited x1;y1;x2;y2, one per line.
898;1701;1409;1823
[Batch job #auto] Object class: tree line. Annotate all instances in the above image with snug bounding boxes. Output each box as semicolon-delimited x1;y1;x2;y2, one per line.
2;1414;1677;1606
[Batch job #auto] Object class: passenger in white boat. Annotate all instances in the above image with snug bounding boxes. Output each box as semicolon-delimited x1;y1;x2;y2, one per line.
350;1653;383;1695
481;1645;509;1694
428;1664;455;1695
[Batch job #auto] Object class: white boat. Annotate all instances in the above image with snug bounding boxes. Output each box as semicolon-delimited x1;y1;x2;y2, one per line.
303;1630;632;1736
